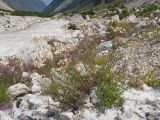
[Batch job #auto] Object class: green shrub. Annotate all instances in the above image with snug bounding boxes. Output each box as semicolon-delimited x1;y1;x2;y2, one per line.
136;4;159;17
0;79;10;105
145;70;160;88
97;75;124;108
128;79;144;88
43;30;124;109
0;12;5;16
119;8;130;19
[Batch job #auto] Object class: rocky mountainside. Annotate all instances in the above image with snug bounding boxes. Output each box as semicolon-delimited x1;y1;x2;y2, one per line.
0;0;13;11
0;0;46;12
44;0;160;13
44;0;107;13
128;0;160;9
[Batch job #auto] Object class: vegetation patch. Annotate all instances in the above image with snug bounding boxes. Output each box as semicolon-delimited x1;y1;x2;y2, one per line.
136;4;159;17
0;78;11;110
145;70;160;89
42;30;125;110
11;11;53;18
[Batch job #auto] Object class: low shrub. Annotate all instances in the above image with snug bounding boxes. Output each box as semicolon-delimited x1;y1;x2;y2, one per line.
136;4;159;17
0;57;23;87
97;76;124;108
43;30;124;109
145;70;160;88
128;79;144;88
0;78;11;110
119;8;130;19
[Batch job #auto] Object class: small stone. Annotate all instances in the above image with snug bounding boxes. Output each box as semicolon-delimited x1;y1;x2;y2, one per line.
86;15;90;21
111;15;120;22
60;112;73;120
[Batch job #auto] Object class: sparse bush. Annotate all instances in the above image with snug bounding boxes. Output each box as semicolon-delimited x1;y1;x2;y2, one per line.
97;75;124;108
119;8;130;19
0;56;34;87
145;70;160;88
0;78;11;110
0;12;5;16
43;29;124;109
107;21;137;38
22;58;35;73
0;57;23;86
128;79;144;88
136;4;159;17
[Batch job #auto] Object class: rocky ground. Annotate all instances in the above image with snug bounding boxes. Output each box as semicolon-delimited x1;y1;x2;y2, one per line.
0;15;49;33
0;15;80;57
0;4;160;120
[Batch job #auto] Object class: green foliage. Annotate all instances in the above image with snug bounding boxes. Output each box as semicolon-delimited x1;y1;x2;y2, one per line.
128;79;144;88
0;12;5;16
0;79;10;104
97;75;124;108
119;8;130;19
43;80;59;96
11;11;53;18
43;30;124;109
95;55;124;108
59;84;82;108
145;70;160;88
107;21;137;36
44;54;124;108
136;4;159;17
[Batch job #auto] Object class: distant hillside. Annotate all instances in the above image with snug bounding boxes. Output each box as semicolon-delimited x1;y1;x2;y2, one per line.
44;0;160;14
0;0;13;11
0;0;46;12
44;0;107;13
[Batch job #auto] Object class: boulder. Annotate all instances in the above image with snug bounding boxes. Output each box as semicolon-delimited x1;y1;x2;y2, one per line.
8;83;30;98
67;14;85;30
30;72;51;93
97;41;113;52
12;94;59;119
69;14;84;23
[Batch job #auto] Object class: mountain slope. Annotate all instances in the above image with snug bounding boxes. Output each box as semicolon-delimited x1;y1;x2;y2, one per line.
0;0;13;11
44;0;103;13
127;0;159;9
3;0;46;12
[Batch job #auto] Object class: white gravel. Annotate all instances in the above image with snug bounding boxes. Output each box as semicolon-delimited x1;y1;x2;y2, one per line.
0;17;74;58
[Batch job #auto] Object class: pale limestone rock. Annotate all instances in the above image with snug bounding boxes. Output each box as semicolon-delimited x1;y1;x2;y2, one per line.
125;14;139;23
111;15;120;22
60;112;73;120
0;111;14;120
8;83;30;97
